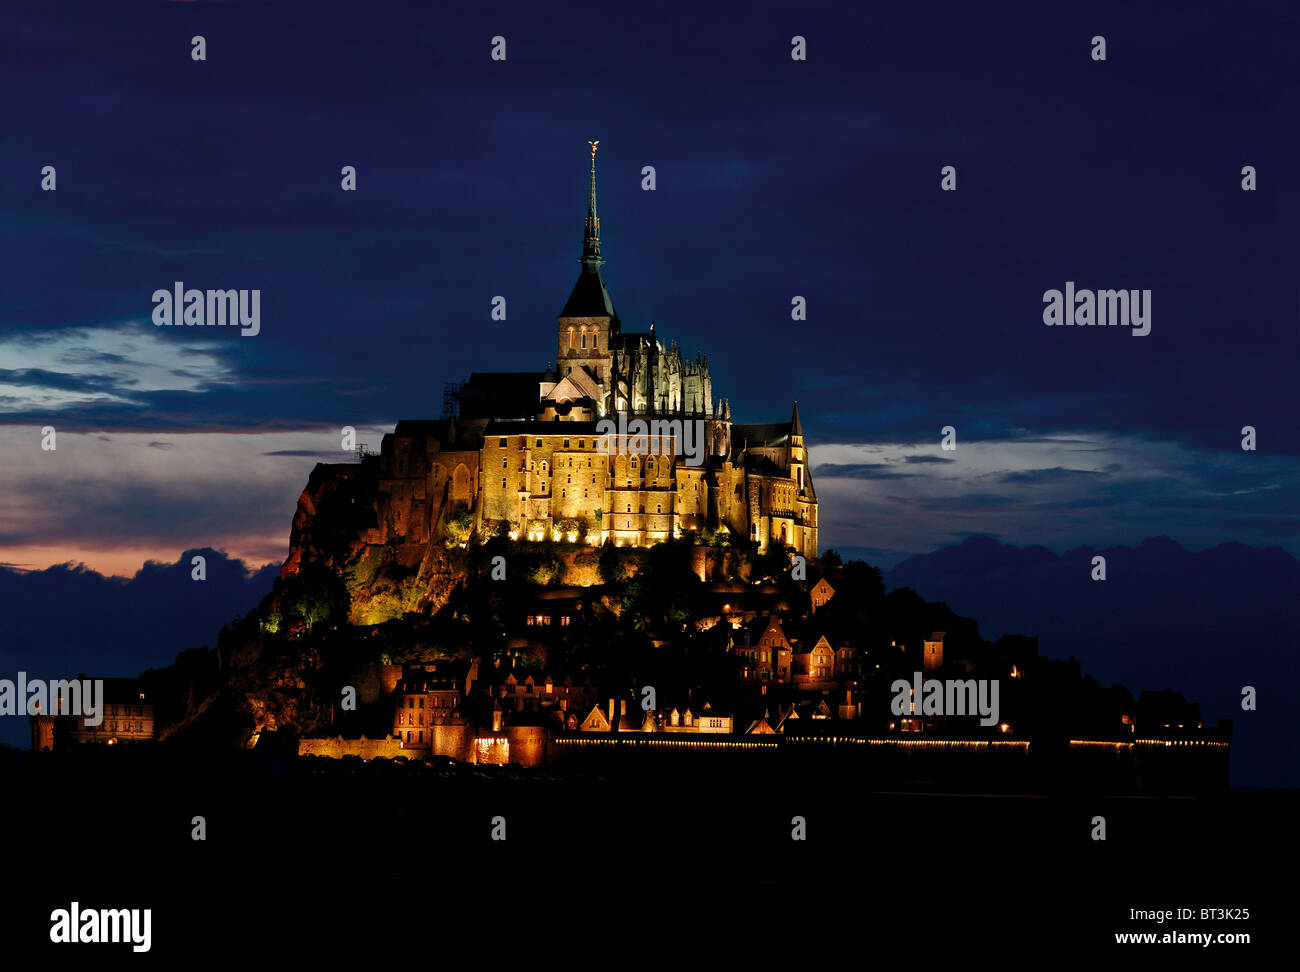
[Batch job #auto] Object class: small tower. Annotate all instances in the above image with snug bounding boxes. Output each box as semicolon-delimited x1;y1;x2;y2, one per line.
923;631;946;672
789;401;809;494
30;713;56;751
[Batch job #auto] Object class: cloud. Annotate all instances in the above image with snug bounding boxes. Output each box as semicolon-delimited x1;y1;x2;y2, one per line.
0;426;389;575
997;466;1106;484
811;462;914;480
809;433;1300;569
0;323;232;414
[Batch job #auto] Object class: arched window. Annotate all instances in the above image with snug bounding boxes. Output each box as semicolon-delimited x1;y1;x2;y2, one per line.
581;331;587;348
569;327;575;349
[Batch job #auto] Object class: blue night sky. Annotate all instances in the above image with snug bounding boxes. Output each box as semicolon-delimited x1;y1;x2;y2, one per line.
1;0;1297;576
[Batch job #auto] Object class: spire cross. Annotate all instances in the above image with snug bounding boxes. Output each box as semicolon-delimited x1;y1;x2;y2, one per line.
581;140;603;268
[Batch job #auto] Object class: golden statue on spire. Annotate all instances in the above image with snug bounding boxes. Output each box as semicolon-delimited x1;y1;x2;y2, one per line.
588;139;599;157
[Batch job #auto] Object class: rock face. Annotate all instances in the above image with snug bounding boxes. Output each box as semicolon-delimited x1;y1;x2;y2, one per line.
281;460;383;582
279;455;468;626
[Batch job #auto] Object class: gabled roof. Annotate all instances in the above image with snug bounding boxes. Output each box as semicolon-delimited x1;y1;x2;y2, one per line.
759;615;789;646
547;369;602;403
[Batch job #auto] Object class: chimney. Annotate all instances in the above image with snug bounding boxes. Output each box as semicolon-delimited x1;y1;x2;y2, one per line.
608;699;615;722
620;699;627;716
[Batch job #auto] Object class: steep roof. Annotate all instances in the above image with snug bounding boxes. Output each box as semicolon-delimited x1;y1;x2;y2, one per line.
560;268;618;320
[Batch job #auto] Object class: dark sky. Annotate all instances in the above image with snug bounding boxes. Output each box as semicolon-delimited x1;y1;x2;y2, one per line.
1;0;1297;574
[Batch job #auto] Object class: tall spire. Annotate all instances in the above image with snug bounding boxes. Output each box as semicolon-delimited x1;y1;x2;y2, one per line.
582;139;603;271
559;140;618;321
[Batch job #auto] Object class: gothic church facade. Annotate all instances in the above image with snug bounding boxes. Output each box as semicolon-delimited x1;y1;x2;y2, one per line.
374;145;818;559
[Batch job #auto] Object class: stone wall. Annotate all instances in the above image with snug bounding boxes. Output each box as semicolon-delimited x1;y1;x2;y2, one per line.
298;735;406;760
299;725;550;767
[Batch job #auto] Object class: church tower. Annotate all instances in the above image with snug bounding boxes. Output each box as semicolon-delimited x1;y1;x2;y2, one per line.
789;401;808;494
557;141;618;390
789;400;818;558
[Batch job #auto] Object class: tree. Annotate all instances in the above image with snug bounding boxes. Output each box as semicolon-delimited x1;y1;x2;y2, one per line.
598;541;628;584
445;504;474;547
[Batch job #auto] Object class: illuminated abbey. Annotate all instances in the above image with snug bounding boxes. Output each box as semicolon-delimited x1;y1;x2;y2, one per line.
372;144;818;558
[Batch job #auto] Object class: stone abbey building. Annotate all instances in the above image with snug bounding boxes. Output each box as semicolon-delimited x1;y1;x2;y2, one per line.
373;144;817;557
